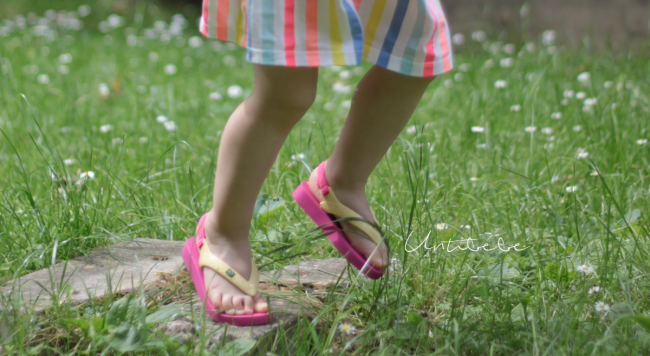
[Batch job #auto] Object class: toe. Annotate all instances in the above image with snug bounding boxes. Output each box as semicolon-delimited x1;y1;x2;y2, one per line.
208;290;223;312
222;295;235;315
242;296;255;315
232;296;246;315
253;294;269;313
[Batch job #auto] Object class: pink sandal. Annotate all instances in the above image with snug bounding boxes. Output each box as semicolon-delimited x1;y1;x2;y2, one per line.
181;214;271;326
293;162;385;279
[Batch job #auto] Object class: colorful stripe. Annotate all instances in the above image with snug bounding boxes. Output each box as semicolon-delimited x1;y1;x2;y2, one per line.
201;0;452;77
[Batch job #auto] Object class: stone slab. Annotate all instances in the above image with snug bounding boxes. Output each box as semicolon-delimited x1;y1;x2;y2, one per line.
1;238;187;311
259;258;350;289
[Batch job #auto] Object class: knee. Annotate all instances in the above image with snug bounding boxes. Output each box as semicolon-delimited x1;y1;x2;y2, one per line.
259;83;316;115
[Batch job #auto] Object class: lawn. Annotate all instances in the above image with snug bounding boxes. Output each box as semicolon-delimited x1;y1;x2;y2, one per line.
1;1;650;355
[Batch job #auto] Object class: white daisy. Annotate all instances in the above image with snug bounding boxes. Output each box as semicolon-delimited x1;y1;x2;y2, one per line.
58;65;69;75
563;90;575;98
435;223;448;231
573;125;582;132
551;112;562;120
332;82;351;94
577;72;590;84
525;126;537;133
164;64;177;75
510;104;521;112
594;302;609;313
471;31;486;42
59;53;72;64
566;185;578;193
99;124;113;133
470;177;478;182
452;33;465;46
576;148;589;159
209;92;222;101
98;83;110;98
577;264;593;274
339;322;356;335
588;285;601;295
188;36;203;48
290;153;305;161
37;74;50;84
227;85;243;98
471;126;485;133
604;81;613;89
561;99;569;106
63;158;74;165
636;139;647;145
590;171;599;177
500;58;514;68
156;115;168;123
458;64;469;72
576;92;587;100
476;143;488;149
164;121;178;132
503;44;515;54
406;126;417;134
494;80;507;89
342;100;351;108
78;171;95;182
542;30;555;46
541;127;553;135
339;70;351;79
584;98;597;107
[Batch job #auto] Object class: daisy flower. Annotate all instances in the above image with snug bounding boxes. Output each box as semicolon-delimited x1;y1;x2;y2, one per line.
227;85;243;98
551;112;562;120
470;177;478;182
63;158;74;165
573;125;582;132
499;58;513;68
563;90;575;98
98;83;110;98
290;153;305;161
541;127;553;135
59;53;72;63
636;139;647;145
37;74;50;84
590;171;599;177
209;92;222;101
406;126;417;134
78;171;95;183
510;104;521;112
164;64;177;75
435;223;448;231
577;72;590;84
604;81;613;89
339;322;356;335
576;91;587;100
99;124;113;133
452;33;465;46
156;115;168;123
164;121;178;132
576;264;593;274
471;126;485;133
188;36;203;48
525;126;537;133
576;148;589;159
594;302;609;313
588;285;601;295
494;80;507;89
566;185;578;193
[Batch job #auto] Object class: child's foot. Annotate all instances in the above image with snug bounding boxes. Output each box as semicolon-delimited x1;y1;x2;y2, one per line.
307;165;388;270
202;213;268;315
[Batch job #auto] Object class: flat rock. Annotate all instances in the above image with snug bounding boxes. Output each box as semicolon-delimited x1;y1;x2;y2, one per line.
1;238;186;311
260;258;350;289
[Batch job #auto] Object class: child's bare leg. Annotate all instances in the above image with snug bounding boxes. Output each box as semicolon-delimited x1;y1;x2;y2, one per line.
309;65;434;269
204;65;318;314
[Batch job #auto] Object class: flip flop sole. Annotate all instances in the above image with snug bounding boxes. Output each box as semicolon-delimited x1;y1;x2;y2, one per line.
182;236;271;326
293;181;384;279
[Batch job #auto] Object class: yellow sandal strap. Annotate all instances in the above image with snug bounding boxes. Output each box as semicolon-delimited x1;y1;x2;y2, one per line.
198;243;259;296
320;188;383;246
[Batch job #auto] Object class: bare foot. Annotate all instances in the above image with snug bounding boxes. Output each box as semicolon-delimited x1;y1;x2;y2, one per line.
201;213;268;315
307;166;388;270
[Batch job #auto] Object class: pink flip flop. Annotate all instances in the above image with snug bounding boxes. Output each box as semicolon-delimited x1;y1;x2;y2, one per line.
181;214;271;326
293;162;385;279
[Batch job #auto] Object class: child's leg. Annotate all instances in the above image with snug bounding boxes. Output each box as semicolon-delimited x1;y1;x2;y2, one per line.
204;64;318;315
308;65;434;268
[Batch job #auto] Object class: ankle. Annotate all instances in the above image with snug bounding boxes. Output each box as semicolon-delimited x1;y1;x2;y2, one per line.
204;211;250;245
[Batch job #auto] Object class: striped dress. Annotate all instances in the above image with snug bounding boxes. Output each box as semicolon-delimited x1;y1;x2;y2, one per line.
199;0;453;77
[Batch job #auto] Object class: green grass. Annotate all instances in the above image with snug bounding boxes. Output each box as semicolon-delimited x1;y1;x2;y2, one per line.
1;4;650;355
